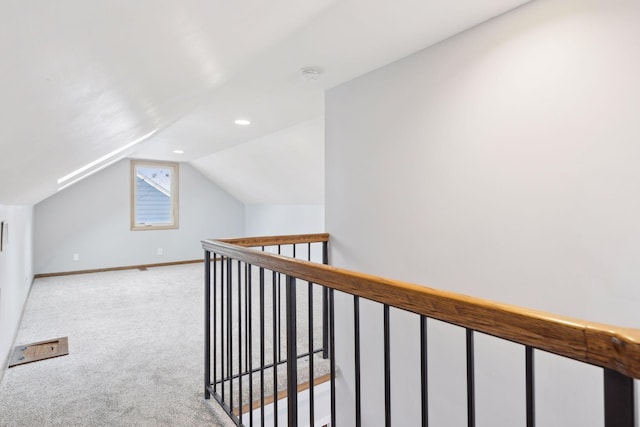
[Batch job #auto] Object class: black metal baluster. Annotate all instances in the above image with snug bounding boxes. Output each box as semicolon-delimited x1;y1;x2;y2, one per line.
205;250;211;399
273;270;279;427
466;329;475;427
603;368;635;427
384;304;391;427
322;240;328;265
354;296;362;427
247;264;253;427
329;288;336;427
260;267;265;427
227;257;233;414
286;275;298;427
277;245;282;363
525;346;534;427
213;253;218;395
221;256;226;403
237;261;243;425
420;316;429;427
308;243;315;427
322;242;329;359
245;263;249;375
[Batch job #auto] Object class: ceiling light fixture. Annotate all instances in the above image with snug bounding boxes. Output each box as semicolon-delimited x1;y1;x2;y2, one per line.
57;128;158;186
300;67;323;81
234;119;251;126
173;149;185;154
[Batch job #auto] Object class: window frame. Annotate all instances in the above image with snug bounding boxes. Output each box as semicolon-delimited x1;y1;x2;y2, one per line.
130;159;179;231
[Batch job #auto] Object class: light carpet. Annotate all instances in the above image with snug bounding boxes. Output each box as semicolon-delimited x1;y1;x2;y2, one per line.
0;263;238;427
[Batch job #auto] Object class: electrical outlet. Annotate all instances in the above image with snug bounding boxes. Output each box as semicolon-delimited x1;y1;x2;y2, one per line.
73;253;79;261
157;248;163;256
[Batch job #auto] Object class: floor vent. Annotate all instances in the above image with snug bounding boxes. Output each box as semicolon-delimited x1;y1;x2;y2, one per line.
8;337;69;367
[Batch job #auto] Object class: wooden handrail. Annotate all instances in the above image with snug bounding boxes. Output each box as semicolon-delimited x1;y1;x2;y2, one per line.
202;235;640;379
215;233;329;248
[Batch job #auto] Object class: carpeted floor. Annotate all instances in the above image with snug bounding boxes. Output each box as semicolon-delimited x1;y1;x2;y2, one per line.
0;263;239;426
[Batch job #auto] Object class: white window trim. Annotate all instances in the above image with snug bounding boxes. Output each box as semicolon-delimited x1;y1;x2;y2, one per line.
130;159;179;231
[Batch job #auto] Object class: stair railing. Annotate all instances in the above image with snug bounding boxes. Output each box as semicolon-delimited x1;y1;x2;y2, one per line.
203;234;330;427
203;233;640;427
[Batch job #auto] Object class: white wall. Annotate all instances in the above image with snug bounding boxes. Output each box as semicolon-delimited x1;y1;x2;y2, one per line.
0;204;34;376
325;0;640;426
245;204;325;261
245;204;324;237
34;159;244;274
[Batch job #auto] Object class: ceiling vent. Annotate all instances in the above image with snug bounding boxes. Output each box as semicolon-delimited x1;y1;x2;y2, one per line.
300;67;323;81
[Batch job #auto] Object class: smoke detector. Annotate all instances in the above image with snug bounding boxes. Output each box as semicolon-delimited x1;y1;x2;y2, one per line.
300;67;323;81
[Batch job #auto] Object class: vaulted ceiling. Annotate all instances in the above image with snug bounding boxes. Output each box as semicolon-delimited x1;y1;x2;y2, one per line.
0;0;531;206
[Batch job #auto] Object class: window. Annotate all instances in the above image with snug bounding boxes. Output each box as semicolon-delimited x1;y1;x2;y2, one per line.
131;160;179;230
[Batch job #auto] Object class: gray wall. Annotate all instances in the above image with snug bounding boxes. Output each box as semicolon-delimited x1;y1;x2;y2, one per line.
0;204;34;376
325;0;640;425
34;159;244;274
245;204;324;236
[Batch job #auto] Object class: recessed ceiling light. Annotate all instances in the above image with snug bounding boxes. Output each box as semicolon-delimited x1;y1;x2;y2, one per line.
234;119;251;126
173;149;184;154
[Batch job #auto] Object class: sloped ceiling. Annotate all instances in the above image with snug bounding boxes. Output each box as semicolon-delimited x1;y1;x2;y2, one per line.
192;117;325;205
0;0;531;206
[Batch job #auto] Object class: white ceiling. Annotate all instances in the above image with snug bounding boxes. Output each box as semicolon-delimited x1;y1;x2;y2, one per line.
0;0;531;206
192;117;325;205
